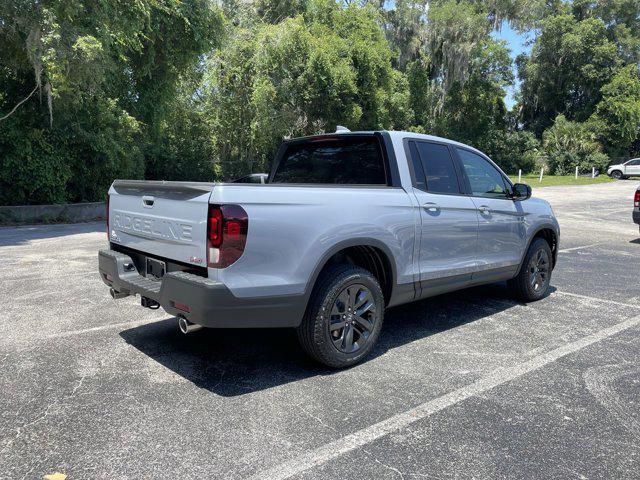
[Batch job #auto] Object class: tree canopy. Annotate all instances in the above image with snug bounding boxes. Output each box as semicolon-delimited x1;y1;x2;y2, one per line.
1;0;639;205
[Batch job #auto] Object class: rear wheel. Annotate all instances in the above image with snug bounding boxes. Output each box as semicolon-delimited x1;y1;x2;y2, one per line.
509;238;553;302
611;170;624;180
297;264;384;368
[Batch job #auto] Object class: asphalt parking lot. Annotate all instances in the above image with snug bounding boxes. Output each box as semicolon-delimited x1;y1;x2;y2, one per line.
1;180;639;479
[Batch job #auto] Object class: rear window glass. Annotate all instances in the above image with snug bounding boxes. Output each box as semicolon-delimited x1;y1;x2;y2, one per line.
272;137;387;185
414;141;460;194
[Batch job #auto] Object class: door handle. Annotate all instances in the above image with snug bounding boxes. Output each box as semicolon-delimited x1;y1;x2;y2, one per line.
422;202;440;212
477;205;491;214
142;195;155;207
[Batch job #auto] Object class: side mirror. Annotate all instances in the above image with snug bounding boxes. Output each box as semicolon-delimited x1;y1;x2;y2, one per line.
511;183;532;201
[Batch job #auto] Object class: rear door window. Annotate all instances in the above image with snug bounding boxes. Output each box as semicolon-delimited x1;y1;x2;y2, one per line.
413;141;461;194
408;141;427;191
272;136;387;185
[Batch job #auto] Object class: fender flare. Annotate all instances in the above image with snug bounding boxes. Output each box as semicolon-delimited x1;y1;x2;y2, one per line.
515;224;559;275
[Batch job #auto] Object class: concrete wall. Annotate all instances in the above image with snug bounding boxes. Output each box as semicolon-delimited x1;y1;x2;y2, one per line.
0;202;106;225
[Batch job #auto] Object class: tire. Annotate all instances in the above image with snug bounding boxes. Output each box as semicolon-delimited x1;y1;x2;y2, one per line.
297;264;384;368
509;238;553;302
610;170;624;180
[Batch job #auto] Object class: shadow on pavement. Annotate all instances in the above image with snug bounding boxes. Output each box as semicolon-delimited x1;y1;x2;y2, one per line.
120;282;545;397
0;221;104;247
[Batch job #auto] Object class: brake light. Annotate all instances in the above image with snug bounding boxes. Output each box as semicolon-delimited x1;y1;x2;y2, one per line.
208;206;223;248
207;204;248;268
635;190;640;207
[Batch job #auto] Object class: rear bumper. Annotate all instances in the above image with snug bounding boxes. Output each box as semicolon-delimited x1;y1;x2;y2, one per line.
98;249;305;328
633;209;640;225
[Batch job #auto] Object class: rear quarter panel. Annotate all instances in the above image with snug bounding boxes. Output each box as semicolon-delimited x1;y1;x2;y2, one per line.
209;184;417;300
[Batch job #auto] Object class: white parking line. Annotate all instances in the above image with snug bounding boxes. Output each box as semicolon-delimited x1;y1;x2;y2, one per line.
558;243;601;253
553;291;640;310
251;314;640;480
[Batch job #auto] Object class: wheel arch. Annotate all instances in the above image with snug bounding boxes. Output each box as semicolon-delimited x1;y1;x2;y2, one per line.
517;226;559;275
303;238;398;309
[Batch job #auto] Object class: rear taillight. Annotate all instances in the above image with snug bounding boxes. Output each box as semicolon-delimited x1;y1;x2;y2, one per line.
106;194;110;239
207;204;248;268
208;206;223;248
635;190;640;207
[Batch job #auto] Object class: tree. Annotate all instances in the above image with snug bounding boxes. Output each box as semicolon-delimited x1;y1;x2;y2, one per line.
0;0;224;204
517;12;621;136
2;0;640;206
431;37;512;143
256;0;308;23
591;65;640;157
204;1;401;179
378;0;429;69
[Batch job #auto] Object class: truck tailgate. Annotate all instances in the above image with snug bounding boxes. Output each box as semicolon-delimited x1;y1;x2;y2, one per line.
108;180;214;267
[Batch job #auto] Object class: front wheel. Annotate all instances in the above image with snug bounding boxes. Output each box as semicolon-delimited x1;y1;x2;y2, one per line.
610;170;624;180
297;264;384;368
509;238;553;302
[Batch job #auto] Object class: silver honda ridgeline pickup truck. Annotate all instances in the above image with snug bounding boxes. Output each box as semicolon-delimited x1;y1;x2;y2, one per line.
99;130;559;368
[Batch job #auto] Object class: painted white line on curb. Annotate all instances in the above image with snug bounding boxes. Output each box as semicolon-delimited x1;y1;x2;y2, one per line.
252;314;640;480
553;290;640;310
558;243;601;253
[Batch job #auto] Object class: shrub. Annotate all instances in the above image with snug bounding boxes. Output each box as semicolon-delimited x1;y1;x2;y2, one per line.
542;115;608;175
0;126;71;205
479;130;540;174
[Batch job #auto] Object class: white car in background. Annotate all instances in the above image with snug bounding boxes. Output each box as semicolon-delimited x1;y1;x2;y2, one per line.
608;159;640;179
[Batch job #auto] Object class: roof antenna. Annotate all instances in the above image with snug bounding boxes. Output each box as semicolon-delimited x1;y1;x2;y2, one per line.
335;125;351;133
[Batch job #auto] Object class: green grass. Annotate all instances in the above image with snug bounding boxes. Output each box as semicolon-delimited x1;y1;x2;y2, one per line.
507;173;614;188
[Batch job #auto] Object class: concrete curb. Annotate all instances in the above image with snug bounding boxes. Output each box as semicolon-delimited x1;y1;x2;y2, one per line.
0;202;106;225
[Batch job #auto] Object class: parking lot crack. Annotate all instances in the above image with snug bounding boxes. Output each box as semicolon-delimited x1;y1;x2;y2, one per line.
0;373;88;458
293;403;337;433
368;453;405;479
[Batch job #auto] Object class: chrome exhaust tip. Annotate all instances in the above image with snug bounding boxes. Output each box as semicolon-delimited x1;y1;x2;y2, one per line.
110;287;130;299
178;316;203;334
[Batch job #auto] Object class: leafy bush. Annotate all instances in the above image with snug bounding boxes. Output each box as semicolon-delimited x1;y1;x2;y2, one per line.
0;126;71;205
0;97;144;205
543;115;609;174
478;130;540;174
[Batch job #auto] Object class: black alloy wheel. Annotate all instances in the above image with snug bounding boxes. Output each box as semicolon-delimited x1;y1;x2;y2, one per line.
528;248;550;294
297;264;384;368
329;284;378;354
